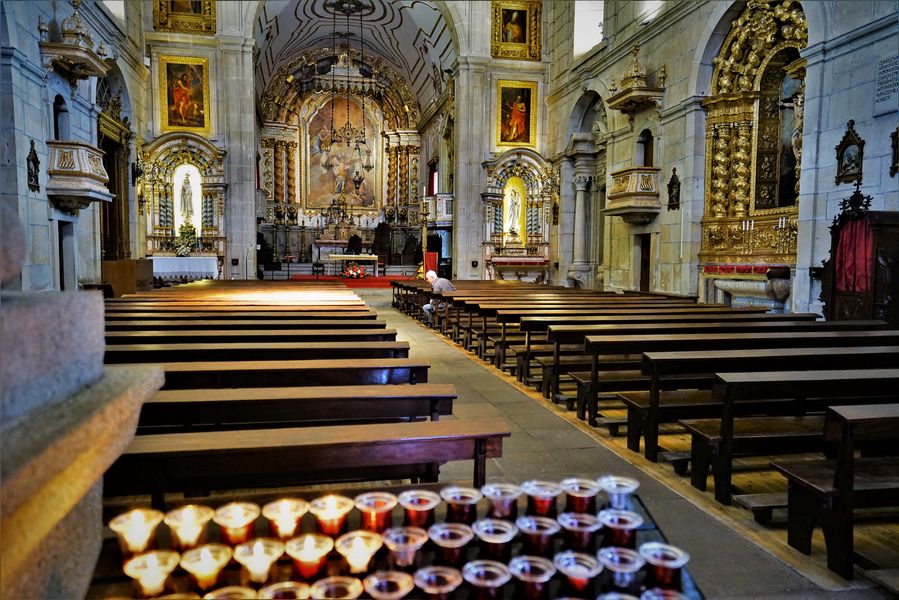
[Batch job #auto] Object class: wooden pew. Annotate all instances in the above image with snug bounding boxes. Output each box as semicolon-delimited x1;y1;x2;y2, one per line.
138;383;457;433
105;319;388;331
772;402;899;579
580;330;899;432
635;346;899;496
104;418;511;508
160;358;430;389
105;328;399;344
104;310;378;321
104;341;410;364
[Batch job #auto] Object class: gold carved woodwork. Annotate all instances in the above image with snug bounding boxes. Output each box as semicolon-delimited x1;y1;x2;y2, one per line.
700;0;807;265
287;142;297;204
274;141;285;204
386;147;398;205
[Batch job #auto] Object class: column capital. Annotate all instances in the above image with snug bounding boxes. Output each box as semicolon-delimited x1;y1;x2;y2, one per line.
573;175;592;192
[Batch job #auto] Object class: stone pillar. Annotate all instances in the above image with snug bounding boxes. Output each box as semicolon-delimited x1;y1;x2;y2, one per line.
572;174;591;264
563;132;599;287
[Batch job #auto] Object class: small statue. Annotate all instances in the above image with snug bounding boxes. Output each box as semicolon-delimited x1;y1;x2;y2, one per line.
180;173;193;218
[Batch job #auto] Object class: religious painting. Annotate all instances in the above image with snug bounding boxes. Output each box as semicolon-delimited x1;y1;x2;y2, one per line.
159;56;210;136
835;119;864;185
497;80;537;148
503;176;526;244
305;96;377;211
153;0;216;35
491;1;541;61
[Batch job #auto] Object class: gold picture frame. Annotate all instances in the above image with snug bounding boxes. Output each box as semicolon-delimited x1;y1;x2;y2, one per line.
835;119;864;185
159;56;211;136
496;80;537;148
491;0;541;61
153;0;216;35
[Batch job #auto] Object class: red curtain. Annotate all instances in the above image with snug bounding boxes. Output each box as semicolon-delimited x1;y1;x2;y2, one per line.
835;218;873;292
424;251;438;273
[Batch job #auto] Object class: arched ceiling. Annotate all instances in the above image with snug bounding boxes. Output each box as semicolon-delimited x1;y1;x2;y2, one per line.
255;0;457;117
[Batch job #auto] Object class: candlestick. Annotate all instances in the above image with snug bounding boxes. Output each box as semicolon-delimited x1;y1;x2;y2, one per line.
180;544;232;592
363;571;414;600
123;550;180;598
335;530;383;574
515;516;560;557
308;576;363;600
427;522;474;566
553;550;603;594
461;560;511;600
257;580;310;599
233;538;284;587
508;555;556;600
560;477;601;513
521;480;563;518
214;502;261;545
480;483;522;520
164;505;215;551
286;533;334;580
109;508;164;559
355;492;398;533
310;494;354;537
262;498;309;540
439;486;482;525
382;527;428;567
397;490;441;528
413;566;463;599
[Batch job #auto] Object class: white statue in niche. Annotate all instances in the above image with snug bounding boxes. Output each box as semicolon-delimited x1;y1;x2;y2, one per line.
180;173;194;219
506;189;520;234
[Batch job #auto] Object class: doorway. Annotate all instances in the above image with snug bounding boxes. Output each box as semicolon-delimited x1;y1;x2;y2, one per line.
637;233;651;292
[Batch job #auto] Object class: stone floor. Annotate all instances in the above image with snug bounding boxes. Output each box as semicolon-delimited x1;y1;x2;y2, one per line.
356;288;890;600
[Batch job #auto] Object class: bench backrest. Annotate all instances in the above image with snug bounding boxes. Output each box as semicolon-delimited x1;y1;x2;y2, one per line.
826;403;899;499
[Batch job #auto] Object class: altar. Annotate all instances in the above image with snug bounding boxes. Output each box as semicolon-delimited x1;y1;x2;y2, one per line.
327;253;380;276
150;256;220;280
313;239;371;262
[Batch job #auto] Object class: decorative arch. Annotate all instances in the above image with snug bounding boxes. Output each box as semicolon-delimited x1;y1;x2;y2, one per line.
567;90;607;139
141;132;228;256
699;0;808;267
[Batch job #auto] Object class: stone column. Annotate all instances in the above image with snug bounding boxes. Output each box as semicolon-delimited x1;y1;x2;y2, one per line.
572;174;591;264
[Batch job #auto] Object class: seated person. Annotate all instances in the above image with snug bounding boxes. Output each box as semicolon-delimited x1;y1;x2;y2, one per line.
422;269;455;325
346;234;363;255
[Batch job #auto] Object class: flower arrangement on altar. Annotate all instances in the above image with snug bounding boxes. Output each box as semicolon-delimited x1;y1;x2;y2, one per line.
342;262;366;279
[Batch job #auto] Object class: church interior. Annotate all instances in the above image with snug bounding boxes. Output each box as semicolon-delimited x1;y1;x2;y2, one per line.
1;0;899;598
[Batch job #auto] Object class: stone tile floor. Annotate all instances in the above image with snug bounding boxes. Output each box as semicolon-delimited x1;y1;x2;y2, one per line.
357;288;890;600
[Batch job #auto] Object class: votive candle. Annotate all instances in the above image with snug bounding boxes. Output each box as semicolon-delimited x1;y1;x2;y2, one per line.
180;544;232;592
233;538;284;587
258;580;310;599
382;527;428;567
214;502;261;545
123;550;180;598
427;522;473;566
109;508;164;559
439;486;482;525
335;530;383;574
262;498;309;540
639;542;690;592
413;566;463;599
355;492;398;533
560;477;601;513
521;480;562;518
363;571;414;600
397;490;441;528
286;534;334;580
553;550;603;594
508;555;556;600
480;483;522;520
598;509;644;550
310;495;354;537
165;505;215;551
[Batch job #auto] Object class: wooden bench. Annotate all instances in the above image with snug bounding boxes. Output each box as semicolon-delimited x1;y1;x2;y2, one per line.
104;418;511;508
138;383;457;433
159;358;429;389
104;319;388;331
104;311;378;321
105;328;398;344
771;402;899;579
104;341;410;364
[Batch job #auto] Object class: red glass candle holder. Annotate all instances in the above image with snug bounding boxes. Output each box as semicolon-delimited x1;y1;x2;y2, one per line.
202;586;257;599
413;566;463;599
557;512;602;552
363;570;414;600
597;547;645;594
308;576;363;599
164;504;214;551
472;518;517;562
480;482;522;520
233;538;284;588
355;492;398;533
397;490;441;528
521;480;562;518
461;560;511;600
598;509;644;550
285;534;334;580
309;495;354;537
508;555;556;600
262;498;309;541
560;477;601;514
515;515;561;557
639;588;690;599
439;486;482;525
382;527;428;568
179;544;232;593
257;580;310;599
123;550;180;598
598;475;640;510
213;502;261;546
335;530;383;575
639;542;690;592
428;522;473;565
553;550;603;595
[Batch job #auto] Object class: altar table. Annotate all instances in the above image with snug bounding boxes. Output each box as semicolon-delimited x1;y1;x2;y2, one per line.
328;253;379;277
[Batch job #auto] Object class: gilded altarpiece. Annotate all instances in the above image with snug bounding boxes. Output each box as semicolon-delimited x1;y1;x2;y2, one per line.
700;0;807;274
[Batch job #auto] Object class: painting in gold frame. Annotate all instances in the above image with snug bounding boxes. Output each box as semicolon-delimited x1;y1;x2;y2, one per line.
154;0;216;35
491;0;541;61
496;80;537;148
159;56;211;136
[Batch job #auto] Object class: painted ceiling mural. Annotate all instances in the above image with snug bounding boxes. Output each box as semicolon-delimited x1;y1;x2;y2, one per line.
255;0;457;113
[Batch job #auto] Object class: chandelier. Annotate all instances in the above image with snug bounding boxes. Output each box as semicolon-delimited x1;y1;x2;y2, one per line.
323;0;374;195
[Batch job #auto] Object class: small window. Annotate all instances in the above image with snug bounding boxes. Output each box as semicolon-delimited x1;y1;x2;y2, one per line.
637;129;654;167
53;95;69;140
427;160;438;196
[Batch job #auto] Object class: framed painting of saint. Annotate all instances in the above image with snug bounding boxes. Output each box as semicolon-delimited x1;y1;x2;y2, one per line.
153;0;216;34
497;80;537;148
491;1;541;61
834;120;864;185
160;56;211;136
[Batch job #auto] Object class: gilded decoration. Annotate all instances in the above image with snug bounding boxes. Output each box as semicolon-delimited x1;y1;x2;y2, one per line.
700;0;807;266
496;80;538;148
153;0;216;35
834;120;864;185
491;1;541;62
159;55;211;136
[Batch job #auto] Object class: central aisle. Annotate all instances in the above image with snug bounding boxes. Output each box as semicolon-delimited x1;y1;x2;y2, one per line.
355;289;887;599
